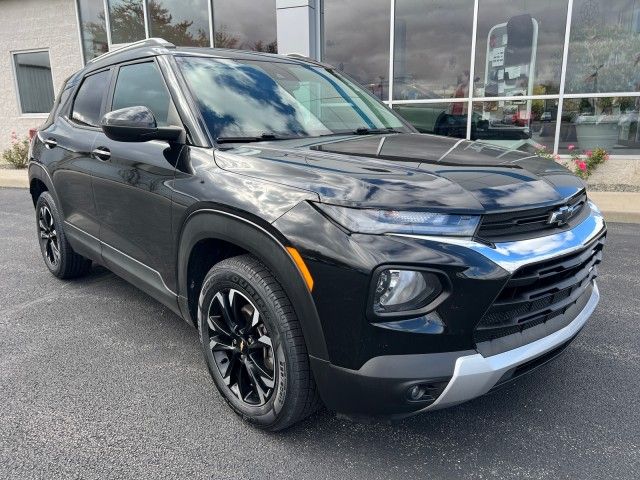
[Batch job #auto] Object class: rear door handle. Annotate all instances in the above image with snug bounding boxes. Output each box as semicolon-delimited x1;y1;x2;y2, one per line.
92;147;111;161
44;137;57;149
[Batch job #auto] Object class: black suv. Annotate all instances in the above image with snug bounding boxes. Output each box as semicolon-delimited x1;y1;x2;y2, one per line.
28;39;606;430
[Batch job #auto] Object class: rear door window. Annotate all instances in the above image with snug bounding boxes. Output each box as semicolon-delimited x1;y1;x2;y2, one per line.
71;70;110;127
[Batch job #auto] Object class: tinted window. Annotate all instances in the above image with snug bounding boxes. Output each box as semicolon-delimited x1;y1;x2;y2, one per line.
112;62;174;126
108;0;146;44
394;0;475;101
324;0;390;100
13;51;55;114
72;70;110;127
474;0;569;97
566;0;640;94
150;0;210;47
77;0;108;63
213;0;277;51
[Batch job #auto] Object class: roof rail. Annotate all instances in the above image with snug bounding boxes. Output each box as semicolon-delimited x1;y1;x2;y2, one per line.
285;53;333;69
88;38;176;64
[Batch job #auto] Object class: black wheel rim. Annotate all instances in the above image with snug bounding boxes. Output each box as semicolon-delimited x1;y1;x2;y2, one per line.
38;205;60;267
206;289;276;406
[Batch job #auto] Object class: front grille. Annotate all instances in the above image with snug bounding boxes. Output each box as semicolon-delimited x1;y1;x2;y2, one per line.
477;192;588;242
474;232;605;344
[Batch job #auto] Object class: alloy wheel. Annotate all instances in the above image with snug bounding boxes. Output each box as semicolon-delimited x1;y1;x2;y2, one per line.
38;205;60;267
205;288;276;406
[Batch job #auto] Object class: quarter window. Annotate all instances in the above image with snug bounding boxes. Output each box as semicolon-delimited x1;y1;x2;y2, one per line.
13;51;55;114
111;62;176;126
71;70;110;127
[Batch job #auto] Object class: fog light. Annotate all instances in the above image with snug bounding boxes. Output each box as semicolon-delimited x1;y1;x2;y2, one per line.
373;269;442;314
408;385;426;401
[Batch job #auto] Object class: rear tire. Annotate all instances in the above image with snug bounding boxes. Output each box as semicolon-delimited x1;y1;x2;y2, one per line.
35;191;91;279
198;254;321;431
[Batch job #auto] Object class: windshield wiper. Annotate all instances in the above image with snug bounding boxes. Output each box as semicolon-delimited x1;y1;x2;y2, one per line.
216;133;296;144
353;127;403;135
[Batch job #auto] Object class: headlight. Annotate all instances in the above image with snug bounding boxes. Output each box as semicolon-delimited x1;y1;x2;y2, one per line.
373;269;442;314
315;203;480;236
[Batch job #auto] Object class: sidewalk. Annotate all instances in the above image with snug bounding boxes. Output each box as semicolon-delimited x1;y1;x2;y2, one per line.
0;168;28;189
1;168;639;223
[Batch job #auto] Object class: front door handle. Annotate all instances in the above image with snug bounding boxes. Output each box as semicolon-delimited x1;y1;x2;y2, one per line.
44;137;57;149
92;147;111;161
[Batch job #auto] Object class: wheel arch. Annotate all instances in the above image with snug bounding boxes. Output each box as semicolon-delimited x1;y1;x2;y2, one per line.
28;163;60;209
177;208;329;361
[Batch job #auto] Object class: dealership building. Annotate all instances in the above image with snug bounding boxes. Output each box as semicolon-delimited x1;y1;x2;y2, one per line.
2;0;640;156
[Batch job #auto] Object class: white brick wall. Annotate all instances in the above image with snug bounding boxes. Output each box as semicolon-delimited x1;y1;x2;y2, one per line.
0;0;83;151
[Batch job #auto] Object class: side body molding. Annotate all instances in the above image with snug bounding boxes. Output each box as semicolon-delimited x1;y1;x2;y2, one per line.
176;209;330;361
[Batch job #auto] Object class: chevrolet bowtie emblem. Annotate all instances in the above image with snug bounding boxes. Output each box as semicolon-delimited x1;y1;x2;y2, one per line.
548;205;573;226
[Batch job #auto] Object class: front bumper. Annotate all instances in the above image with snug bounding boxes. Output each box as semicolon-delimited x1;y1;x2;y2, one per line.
424;281;599;412
310;281;598;417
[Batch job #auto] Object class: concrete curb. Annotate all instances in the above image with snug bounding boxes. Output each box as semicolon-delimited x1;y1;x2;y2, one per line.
588;192;640;224
0;168;28;189
1;169;639;223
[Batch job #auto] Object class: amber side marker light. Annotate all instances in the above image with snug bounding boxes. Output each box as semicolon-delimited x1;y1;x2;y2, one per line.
286;247;314;292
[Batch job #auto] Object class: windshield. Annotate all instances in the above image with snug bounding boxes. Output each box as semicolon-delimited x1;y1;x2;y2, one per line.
175;56;410;140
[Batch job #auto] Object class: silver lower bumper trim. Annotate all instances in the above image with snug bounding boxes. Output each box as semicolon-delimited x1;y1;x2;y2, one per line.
424;282;600;411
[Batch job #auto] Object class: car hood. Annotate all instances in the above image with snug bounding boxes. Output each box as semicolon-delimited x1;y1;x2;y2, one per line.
213;133;585;213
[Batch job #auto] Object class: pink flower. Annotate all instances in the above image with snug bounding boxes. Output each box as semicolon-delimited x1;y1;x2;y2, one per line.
554;154;561;161
578;161;587;172
540;145;547;151
568;144;575;151
585;150;593;157
605;154;610;161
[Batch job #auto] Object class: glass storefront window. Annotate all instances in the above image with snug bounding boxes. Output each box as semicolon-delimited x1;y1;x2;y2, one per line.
393;102;468;138
393;0;474;101
324;0;390;100
149;0;210;47
108;0;146;45
566;0;640;94
474;0;569;98
558;97;640;154
77;0;109;63
471;99;557;151
213;0;277;52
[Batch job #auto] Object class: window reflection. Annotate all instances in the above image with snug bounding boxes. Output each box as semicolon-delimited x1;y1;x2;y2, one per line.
77;0;109;63
13;52;55;114
108;0;146;44
324;0;390;100
559;97;640;154
566;0;640;94
393;0;474;101
472;100;556;151
474;0;568;97
213;0;277;51
394;103;468;138
149;0;210;47
176;57;406;140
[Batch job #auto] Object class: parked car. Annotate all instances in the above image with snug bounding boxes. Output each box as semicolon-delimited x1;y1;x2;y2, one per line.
541;111;552;122
28;39;606;431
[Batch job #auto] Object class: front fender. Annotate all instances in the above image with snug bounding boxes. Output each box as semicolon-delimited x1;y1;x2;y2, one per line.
176;209;330;361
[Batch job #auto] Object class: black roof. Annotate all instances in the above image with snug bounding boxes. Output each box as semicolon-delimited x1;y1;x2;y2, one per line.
68;38;329;86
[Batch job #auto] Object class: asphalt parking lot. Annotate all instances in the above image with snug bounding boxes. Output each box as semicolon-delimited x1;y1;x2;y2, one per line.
1;187;638;479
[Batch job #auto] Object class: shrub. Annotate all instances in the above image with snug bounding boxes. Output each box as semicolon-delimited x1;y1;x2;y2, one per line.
534;144;609;180
568;145;609;179
2;131;29;169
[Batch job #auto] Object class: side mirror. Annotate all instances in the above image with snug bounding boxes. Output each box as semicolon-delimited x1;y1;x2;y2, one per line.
100;106;183;143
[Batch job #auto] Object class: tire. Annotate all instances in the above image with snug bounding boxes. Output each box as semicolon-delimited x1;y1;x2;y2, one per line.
198;254;321;431
35;191;91;279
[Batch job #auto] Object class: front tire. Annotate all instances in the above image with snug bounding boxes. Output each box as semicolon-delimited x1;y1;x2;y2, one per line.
35;191;91;279
198;254;320;431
